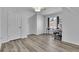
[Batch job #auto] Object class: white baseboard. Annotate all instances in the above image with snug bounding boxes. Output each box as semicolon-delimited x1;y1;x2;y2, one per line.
21;35;28;38
0;35;28;44
62;40;79;46
35;33;43;35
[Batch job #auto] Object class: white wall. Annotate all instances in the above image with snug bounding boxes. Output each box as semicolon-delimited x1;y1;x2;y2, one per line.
0;8;1;40
0;7;35;43
0;8;1;47
1;8;8;42
37;13;45;35
0;7;45;44
28;13;45;35
29;14;37;34
41;7;62;15
20;11;35;38
45;7;79;45
43;7;79;45
61;8;79;45
43;16;48;33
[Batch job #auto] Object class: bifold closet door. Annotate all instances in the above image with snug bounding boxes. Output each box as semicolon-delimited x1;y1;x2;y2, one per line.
1;8;8;41
21;15;29;38
8;11;22;40
17;15;22;38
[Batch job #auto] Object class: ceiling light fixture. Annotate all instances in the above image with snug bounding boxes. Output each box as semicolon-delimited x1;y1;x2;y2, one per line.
33;7;44;12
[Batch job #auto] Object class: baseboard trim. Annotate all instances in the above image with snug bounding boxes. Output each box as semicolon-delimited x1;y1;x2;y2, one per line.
62;40;79;48
0;35;28;44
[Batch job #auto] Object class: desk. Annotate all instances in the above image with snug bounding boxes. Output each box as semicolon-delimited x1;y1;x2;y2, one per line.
53;29;62;41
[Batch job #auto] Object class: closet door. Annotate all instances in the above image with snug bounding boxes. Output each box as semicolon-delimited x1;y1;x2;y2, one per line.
1;8;8;41
8;11;19;40
21;15;28;38
17;14;22;38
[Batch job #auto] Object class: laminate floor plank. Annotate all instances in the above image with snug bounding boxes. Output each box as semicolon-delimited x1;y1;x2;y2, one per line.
1;34;79;52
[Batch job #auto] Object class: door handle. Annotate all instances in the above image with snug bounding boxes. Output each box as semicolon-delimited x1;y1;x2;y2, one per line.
19;26;22;28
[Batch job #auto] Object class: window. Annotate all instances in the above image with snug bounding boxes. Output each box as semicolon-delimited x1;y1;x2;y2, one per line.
48;17;57;29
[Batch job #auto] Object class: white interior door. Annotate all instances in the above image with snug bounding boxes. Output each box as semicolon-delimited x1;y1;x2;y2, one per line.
17;14;22;38
8;11;21;40
21;15;28;38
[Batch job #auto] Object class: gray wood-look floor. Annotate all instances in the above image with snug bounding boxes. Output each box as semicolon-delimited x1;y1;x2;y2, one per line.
0;34;79;52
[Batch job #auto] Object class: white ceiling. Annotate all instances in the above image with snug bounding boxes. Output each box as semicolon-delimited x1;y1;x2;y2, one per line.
3;7;79;16
31;7;63;15
5;7;63;15
40;7;62;15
